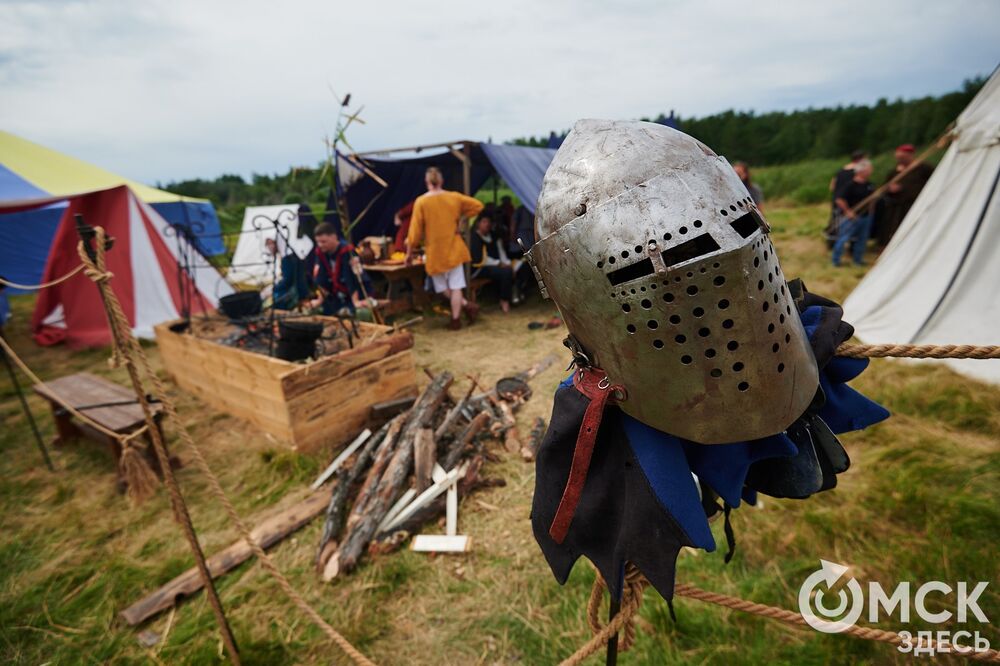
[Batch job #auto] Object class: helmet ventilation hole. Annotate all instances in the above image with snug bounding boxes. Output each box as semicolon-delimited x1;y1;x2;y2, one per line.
738;381;750;392
641;299;652;309
669;314;681;324
727;340;739;351
722;319;734;329
626;324;636;334
718;299;730;309
686;285;698;295
647;320;658;330
621;304;631;313
681;355;693;364
663;292;675;303
733;361;744;371
705;348;716;358
675;334;686;344
694;220;703;228
713;276;726;286
693;307;705;317
653;339;664;349
698;327;710;338
710;368;722;378
777;363;785;373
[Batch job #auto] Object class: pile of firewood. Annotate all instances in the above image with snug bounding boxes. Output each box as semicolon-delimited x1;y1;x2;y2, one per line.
314;357;554;580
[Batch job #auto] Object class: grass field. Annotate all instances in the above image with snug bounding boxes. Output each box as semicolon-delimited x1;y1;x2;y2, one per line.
1;203;997;665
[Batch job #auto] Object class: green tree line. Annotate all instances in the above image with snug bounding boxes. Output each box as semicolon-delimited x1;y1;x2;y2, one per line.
514;76;986;166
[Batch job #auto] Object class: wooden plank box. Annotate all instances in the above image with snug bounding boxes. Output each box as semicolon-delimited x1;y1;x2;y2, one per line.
154;318;418;455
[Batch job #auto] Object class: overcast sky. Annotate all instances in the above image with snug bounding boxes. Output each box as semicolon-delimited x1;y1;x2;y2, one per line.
2;0;998;184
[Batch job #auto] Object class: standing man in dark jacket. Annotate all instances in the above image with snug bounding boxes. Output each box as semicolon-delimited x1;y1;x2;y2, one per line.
877;144;934;247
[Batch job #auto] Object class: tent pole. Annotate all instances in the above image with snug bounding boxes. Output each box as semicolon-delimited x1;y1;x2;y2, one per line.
74;215;242;665
461;143;473;303
0;336;54;472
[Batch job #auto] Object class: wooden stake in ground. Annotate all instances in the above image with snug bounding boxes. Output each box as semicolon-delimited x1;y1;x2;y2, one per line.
75;217;241;664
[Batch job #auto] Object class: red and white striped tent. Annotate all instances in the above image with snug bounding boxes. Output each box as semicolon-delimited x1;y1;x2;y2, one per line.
4;185;232;347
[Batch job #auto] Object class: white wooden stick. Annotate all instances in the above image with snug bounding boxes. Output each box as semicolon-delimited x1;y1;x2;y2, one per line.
411;535;470;552
383;463;466;532
446;484;458;537
309;429;371;490
378;488;417;533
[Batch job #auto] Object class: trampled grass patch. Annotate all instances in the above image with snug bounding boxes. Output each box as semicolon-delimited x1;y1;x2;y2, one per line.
1;203;997;664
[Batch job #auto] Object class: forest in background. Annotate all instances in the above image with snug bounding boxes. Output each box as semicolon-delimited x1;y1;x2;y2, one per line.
161;76;986;227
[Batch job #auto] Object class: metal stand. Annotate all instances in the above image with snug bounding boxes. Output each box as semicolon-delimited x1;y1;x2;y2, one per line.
1;338;54;471
251;209;296;357
606;596;621;666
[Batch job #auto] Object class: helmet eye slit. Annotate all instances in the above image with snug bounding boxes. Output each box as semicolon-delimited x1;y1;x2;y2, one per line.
730;209;766;239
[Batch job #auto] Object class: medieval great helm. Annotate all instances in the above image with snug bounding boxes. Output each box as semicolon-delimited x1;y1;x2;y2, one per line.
527;119;819;444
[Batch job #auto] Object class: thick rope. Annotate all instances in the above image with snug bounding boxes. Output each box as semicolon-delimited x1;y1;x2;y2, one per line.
561;565;647;666
0;264;85;291
674;583;1000;663
78;228;376;666
837;342;1000;359
563;567;1000;663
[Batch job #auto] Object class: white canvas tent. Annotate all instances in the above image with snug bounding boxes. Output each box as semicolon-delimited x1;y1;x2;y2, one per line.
227;204;314;285
843;68;1000;384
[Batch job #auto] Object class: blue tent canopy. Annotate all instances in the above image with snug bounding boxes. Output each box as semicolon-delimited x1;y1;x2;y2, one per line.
337;142;555;241
480;144;556;215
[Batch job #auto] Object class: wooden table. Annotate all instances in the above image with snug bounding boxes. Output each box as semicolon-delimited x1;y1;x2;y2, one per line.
33;372;170;489
364;261;431;312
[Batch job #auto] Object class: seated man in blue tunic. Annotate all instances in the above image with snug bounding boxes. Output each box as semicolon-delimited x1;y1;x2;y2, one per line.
264;237;310;310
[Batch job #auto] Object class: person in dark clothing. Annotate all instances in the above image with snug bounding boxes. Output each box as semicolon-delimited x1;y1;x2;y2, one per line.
470;215;530;312
733;161;764;210
507;205;536;257
265;237;310;310
832;159;875;266
393;200;415;253
877;144;934;247
310;222;376;316
825;150;867;247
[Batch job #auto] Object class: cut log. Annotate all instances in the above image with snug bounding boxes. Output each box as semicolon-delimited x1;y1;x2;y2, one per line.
344;414;405;532
413;428;436;493
370;396;416;423
325;372;453;580
122;489;330;626
524;417;547;460
315;421;391;566
443;410;491;471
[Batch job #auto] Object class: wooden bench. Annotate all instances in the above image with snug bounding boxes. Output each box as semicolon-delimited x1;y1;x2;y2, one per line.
467;277;492;305
33;372;174;490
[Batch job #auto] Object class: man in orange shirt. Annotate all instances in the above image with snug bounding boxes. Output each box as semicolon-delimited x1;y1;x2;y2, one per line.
405;167;484;329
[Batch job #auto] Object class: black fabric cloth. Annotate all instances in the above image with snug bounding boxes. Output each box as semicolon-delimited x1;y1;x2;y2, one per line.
531;387;693;600
474;265;513;301
831;168;855;203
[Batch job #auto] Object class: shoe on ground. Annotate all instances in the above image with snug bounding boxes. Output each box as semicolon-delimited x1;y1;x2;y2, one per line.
463;302;480;324
448;317;462;331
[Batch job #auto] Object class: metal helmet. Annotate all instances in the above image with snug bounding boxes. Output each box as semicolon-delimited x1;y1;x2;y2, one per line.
526;119;818;444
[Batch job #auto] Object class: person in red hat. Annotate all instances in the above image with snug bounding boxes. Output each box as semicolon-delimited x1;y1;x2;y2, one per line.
877;144;934;247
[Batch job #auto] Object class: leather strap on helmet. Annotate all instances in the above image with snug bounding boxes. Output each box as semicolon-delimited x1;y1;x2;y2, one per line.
548;367;624;544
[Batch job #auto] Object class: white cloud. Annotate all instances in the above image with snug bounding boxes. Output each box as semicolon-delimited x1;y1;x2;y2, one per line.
1;0;997;182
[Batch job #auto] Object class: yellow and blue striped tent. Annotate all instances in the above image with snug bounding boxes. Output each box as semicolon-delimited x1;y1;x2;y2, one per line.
0;131;224;290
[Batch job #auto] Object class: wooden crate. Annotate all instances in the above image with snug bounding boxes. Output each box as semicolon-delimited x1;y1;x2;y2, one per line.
154;317;418;454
